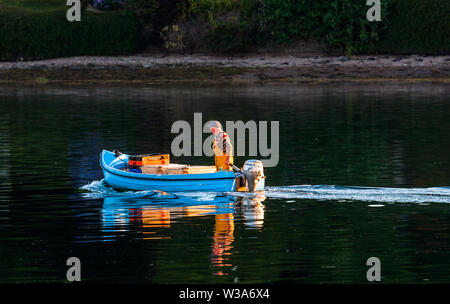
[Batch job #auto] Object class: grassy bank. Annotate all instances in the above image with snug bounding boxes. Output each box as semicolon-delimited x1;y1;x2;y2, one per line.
0;0;142;60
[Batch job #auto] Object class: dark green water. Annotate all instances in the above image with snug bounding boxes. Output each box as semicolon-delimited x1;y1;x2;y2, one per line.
0;83;449;283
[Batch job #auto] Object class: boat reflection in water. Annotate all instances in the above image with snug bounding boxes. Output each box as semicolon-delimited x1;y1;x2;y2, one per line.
101;191;266;275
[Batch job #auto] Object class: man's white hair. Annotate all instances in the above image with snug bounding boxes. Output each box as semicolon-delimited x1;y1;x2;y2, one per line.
206;120;222;130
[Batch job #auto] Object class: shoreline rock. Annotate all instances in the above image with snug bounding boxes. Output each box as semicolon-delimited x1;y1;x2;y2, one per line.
0;54;449;85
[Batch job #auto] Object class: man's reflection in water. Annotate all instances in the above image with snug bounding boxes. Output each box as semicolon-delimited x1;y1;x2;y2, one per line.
212;212;235;275
212;194;266;276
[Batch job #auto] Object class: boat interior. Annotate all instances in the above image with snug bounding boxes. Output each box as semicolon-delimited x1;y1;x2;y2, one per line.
123;164;218;175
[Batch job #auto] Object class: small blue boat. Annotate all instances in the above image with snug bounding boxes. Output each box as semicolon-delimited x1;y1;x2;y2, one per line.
100;150;238;192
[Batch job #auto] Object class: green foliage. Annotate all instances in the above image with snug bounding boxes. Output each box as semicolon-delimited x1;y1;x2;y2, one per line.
1;0;448;58
160;24;184;53
182;0;257;26
206;21;258;53
257;0;302;44
0;0;66;12
0;8;142;60
123;0;159;21
185;0;397;54
0;0;90;11
181;0;259;52
129;0;187;46
374;0;450;54
81;0;89;9
258;0;395;54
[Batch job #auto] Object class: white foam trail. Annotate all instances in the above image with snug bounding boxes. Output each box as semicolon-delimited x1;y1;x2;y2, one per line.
80;180;450;203
264;185;450;203
80;179;160;199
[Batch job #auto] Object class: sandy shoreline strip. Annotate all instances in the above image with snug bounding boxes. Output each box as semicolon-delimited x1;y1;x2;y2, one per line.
1;54;449;85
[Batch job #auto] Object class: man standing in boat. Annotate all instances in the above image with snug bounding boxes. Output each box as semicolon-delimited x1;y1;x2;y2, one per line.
207;121;233;171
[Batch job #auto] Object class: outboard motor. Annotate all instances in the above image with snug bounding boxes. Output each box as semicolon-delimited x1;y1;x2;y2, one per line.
242;160;265;192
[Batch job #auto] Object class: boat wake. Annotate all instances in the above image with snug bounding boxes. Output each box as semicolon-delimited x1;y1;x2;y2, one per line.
80;179;234;204
264;185;450;204
81;180;450;204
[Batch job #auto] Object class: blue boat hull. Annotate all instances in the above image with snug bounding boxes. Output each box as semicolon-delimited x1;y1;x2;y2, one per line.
100;150;236;192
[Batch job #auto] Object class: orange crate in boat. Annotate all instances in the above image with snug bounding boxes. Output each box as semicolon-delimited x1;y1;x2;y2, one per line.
142;154;170;165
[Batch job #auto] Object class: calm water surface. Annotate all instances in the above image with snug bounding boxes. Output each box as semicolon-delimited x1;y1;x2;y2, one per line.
0;83;449;283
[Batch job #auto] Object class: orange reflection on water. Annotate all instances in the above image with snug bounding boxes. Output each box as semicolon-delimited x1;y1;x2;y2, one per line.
184;205;218;217
141;209;171;228
212;213;235;272
129;208;171;228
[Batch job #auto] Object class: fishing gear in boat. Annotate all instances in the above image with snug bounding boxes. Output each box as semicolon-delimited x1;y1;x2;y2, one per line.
124;152;169;173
